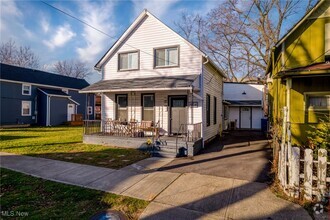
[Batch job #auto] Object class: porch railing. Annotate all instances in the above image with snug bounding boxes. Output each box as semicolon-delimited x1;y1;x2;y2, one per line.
83;120;159;138
83;120;102;135
176;122;202;142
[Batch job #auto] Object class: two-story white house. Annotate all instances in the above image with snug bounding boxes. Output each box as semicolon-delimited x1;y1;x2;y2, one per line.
81;10;224;156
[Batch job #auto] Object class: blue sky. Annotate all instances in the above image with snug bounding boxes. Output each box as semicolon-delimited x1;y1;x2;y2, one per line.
0;0;311;83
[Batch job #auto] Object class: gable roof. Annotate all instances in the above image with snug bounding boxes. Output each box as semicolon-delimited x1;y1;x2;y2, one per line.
266;0;328;75
276;0;326;47
0;63;90;90
94;9;225;77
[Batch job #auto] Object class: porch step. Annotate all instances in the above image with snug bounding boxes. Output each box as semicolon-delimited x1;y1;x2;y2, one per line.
151;143;188;158
151;150;177;158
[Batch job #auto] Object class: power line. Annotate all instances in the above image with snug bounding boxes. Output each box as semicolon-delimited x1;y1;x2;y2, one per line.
41;1;114;39
41;1;188;67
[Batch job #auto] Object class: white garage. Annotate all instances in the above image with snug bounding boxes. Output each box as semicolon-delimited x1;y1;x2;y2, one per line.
223;83;265;130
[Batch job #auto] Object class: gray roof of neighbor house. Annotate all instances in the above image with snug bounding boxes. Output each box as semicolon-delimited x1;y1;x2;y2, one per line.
80;75;199;93
225;100;262;106
0;63;89;89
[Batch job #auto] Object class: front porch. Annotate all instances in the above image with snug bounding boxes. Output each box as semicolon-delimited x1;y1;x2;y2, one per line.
83;120;203;157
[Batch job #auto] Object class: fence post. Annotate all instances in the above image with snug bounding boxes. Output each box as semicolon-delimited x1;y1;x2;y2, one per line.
278;149;282;184
304;149;313;200
291;147;300;198
317;149;327;201
283;143;288;189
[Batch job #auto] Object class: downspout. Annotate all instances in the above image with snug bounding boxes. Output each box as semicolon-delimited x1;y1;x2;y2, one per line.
46;95;49;126
47;96;51;126
201;56;209;148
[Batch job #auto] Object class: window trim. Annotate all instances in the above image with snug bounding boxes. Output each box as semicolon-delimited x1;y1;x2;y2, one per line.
153;45;180;69
304;92;330;111
115;94;128;121
213;96;217;125
206;94;211;127
141;93;155;121
117;50;140;71
21;101;32;116
22;84;31;96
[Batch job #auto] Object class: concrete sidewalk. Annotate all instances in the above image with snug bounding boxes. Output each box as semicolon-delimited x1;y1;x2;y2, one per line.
0;152;312;219
0;152;179;201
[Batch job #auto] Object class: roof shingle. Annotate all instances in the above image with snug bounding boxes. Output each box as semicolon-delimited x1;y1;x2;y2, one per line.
80;75;199;93
0;63;89;89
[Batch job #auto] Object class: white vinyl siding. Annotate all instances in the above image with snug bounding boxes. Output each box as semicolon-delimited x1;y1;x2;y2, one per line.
103;15;202;80
203;63;223;141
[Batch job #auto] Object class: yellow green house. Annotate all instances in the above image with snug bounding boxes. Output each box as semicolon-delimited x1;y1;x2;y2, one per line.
266;0;330;146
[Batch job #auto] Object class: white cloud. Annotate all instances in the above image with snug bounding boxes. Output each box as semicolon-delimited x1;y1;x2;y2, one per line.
76;1;116;63
131;0;180;19
43;24;76;49
0;0;22;35
41;17;50;33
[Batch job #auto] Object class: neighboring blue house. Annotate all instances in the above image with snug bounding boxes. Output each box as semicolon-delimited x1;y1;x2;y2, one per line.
0;63;94;126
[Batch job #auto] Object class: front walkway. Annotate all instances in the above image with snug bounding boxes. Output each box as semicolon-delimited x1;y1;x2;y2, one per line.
0;151;311;219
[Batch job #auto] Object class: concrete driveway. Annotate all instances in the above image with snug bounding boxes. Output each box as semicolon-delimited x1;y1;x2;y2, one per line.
159;130;272;182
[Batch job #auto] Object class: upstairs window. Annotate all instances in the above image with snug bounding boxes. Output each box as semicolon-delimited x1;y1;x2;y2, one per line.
155;47;179;67
118;51;139;71
22;84;31;95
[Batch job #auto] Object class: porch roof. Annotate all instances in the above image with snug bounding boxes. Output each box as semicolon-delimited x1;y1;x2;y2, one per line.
80;75;199;93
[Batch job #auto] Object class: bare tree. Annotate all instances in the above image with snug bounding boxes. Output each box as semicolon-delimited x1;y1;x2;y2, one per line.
175;0;317;82
53;59;91;79
0;39;40;69
175;12;206;49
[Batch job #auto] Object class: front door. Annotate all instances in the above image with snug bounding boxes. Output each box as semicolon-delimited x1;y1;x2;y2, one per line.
169;96;187;134
240;107;251;129
67;104;75;121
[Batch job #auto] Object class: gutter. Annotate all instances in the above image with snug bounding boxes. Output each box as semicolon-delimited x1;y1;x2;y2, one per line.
79;87;198;94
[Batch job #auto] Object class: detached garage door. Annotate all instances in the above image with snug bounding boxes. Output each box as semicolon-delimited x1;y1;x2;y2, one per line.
240;106;263;129
252;107;263;129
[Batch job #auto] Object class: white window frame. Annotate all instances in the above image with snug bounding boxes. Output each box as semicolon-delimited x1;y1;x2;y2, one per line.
21;101;32;116
22;84;31;96
154;46;179;68
62;88;69;94
118;51;139;71
87;106;93;115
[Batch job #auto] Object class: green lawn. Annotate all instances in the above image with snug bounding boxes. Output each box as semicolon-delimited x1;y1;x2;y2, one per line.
0;126;150;169
0;168;149;219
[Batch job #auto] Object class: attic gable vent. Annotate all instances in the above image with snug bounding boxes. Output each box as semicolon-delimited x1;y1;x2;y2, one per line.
325;23;330;62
